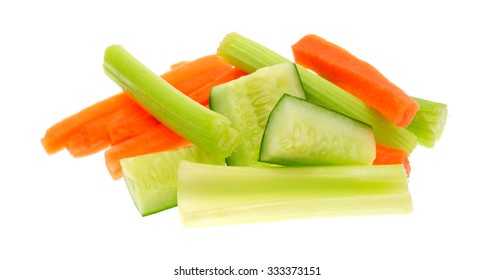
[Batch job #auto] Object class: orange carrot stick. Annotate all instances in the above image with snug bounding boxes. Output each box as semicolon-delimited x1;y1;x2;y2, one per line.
373;144;411;176
292;34;419;127
41;93;133;154
108;107;160;145
105;124;192;179
65;101;146;156
65;112;116;158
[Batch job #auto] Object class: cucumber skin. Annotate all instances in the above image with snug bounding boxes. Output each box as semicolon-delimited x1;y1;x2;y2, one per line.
259;94;376;166
210;63;306;166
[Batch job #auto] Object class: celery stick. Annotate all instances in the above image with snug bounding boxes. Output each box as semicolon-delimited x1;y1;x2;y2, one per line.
217;32;417;155
407;97;448;148
178;161;412;227
104;45;239;158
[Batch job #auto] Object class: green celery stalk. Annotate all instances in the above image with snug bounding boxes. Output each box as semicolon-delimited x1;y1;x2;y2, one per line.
104;45;239;158
407;97;448;148
217;32;417;155
178;161;412;227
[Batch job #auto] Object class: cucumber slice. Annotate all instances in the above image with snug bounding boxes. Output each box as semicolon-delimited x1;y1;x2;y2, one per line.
259;94;376;166
209;63;306;166
121;146;225;216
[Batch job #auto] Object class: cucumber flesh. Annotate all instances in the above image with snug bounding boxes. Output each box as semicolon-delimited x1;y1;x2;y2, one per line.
259;94;376;166
209;63;306;166
121;146;225;216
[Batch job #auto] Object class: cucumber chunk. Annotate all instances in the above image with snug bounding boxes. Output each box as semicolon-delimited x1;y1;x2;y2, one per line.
121;146;225;216
209;63;306;166
259;94;376;166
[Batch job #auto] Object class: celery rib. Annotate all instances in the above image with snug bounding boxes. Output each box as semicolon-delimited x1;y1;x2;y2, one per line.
104;45;239;158
217;32;417;155
408;97;448;148
177;161;412;227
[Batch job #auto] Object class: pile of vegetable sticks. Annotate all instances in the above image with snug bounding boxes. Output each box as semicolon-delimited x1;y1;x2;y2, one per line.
41;33;447;226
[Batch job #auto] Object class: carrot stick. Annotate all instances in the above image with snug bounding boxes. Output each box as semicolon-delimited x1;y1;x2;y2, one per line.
41;93;133;154
105;124;192;179
373;144;411;176
292;34;419;127
108;107;160;145
65;100;145;157
65;112;115;158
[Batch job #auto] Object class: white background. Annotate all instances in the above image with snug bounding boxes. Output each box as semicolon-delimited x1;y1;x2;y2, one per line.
1;0;493;279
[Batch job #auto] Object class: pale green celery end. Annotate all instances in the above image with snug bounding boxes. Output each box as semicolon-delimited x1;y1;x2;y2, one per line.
217;32;291;72
177;161;411;227
217;33;417;155
103;45;239;158
407;97;448;148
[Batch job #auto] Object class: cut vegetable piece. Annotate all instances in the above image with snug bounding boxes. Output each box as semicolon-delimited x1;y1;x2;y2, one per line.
65;111;116;157
373;144;410;176
105;124;192;180
259;94;376;166
108;106;160;145
121;146;225;216
41;93;133;154
65;100;146;156
407;97;448;148
210;63;306;166
292;34;419;127
217;32;417;155
103;45;240;158
178;161;412;227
